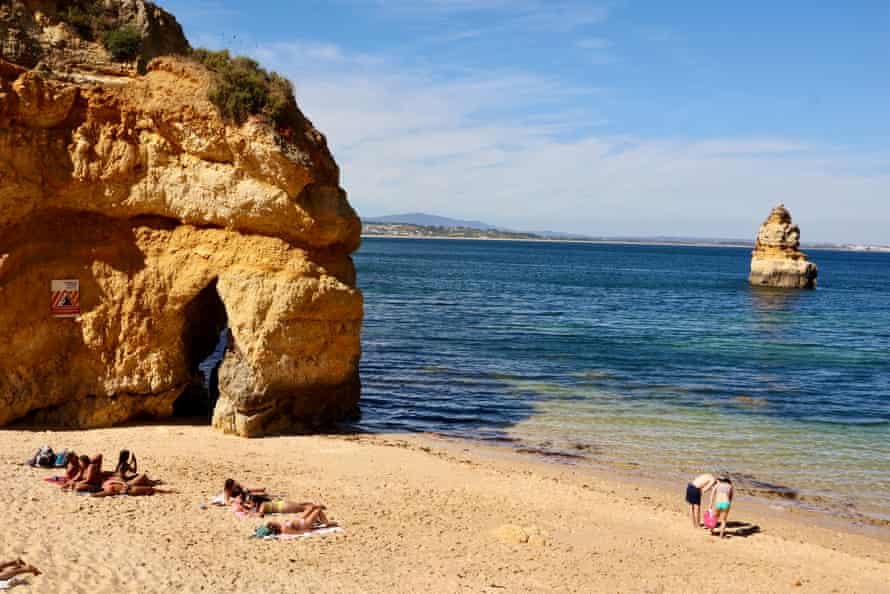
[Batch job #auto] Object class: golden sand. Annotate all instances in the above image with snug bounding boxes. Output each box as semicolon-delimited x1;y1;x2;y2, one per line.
2;425;887;593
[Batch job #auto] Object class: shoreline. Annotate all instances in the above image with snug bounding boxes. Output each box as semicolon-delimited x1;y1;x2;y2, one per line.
360;233;890;252
3;424;888;593
426;431;890;540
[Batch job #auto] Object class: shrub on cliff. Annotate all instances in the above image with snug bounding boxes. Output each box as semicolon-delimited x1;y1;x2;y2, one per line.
191;48;295;129
103;26;142;61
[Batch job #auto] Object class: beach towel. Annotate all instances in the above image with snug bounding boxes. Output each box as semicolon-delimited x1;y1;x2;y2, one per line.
0;577;27;590
259;526;344;540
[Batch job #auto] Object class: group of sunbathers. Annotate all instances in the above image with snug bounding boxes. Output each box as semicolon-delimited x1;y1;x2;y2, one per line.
40;448;331;535
58;449;171;497
223;479;334;537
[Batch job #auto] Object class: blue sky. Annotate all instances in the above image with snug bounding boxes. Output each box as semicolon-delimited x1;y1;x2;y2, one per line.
159;1;890;243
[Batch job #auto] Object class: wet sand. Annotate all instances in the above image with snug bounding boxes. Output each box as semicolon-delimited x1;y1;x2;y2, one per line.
2;425;888;593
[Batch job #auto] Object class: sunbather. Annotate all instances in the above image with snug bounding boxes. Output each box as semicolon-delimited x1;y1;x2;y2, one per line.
63;453;80;481
90;479;174;497
62;454;103;492
263;505;334;535
0;559;40;580
224;479;315;516
223;479;267;503
254;498;321;517
111;449;158;487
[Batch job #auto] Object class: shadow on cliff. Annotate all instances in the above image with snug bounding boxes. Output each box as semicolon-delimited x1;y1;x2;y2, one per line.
0;212;234;431
172;280;229;421
0;210;151;287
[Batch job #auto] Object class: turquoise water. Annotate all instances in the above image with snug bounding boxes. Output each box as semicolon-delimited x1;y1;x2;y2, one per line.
354;238;890;523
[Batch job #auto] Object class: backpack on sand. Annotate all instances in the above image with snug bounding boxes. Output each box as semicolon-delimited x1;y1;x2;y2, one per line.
53;449;71;468
27;445;55;468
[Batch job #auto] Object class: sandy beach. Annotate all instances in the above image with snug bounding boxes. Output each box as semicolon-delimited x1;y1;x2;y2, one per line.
1;424;887;594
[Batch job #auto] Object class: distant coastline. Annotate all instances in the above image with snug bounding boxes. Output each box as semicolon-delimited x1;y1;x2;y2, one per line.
361;223;890;252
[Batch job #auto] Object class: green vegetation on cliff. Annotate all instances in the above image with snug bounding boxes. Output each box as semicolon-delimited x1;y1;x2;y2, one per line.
190;49;294;130
57;2;141;62
102;26;141;61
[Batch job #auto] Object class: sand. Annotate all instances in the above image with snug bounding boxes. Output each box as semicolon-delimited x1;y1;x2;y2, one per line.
1;424;888;593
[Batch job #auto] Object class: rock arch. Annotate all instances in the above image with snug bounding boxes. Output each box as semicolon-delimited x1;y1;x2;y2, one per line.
173;279;229;419
0;3;363;436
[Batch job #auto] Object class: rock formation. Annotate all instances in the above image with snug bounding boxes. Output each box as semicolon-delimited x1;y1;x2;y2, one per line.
0;1;363;436
749;204;818;289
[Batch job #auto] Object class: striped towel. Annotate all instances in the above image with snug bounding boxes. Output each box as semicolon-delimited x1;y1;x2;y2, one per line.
263;526;344;540
0;577;27;590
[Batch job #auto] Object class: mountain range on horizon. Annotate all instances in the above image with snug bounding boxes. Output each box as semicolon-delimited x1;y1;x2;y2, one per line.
363;212;736;243
362;212;881;248
363;213;497;230
363;213;590;238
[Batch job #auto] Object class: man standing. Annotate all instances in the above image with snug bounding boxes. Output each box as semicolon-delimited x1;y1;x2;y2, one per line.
685;473;717;528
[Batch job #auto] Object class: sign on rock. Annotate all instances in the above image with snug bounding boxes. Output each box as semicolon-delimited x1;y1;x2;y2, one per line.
51;279;80;318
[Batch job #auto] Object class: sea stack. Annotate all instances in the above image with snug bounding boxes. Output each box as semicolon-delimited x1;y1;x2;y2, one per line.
0;1;362;436
748;204;818;289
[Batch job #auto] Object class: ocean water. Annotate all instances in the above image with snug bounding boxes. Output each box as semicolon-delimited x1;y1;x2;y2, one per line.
354;238;890;524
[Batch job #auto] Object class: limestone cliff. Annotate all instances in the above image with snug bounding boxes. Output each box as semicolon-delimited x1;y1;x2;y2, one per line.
749;204;818;289
1;0;190;71
0;1;363;436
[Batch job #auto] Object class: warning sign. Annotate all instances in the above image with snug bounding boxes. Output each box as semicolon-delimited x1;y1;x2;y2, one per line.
51;279;80;318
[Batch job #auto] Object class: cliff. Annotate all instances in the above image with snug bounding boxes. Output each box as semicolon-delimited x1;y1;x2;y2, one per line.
749;204;818;289
0;1;363;436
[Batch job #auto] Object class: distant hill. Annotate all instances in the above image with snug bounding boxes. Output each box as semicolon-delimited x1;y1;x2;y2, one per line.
364;213;496;230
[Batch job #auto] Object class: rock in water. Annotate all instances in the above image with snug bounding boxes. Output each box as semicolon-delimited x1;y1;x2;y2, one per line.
0;1;362;436
749;204;818;289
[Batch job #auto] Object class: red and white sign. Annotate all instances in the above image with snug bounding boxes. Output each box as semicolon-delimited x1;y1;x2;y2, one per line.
51;279;80;318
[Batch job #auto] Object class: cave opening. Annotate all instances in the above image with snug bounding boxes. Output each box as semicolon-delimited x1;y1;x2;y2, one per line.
173;279;229;421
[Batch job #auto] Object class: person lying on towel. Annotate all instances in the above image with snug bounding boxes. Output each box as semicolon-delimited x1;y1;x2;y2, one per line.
254;505;335;537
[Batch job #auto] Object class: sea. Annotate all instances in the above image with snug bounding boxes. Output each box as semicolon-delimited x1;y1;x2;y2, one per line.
353;237;890;525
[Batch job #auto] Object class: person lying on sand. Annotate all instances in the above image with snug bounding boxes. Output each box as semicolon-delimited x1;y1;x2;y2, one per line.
90;479;174;497
685;473;717;528
224;479;316;517
230;493;318;518
254;499;321;518
0;558;41;580
223;479;268;503
258;505;334;536
709;476;734;538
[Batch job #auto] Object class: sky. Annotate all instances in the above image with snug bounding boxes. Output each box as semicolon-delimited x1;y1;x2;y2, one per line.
158;1;890;243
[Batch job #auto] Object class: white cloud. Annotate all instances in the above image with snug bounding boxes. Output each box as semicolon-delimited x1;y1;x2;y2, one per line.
236;39;889;244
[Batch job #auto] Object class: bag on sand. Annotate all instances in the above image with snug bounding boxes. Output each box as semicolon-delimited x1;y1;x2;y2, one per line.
53;449;70;468
703;509;717;529
27;445;55;468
